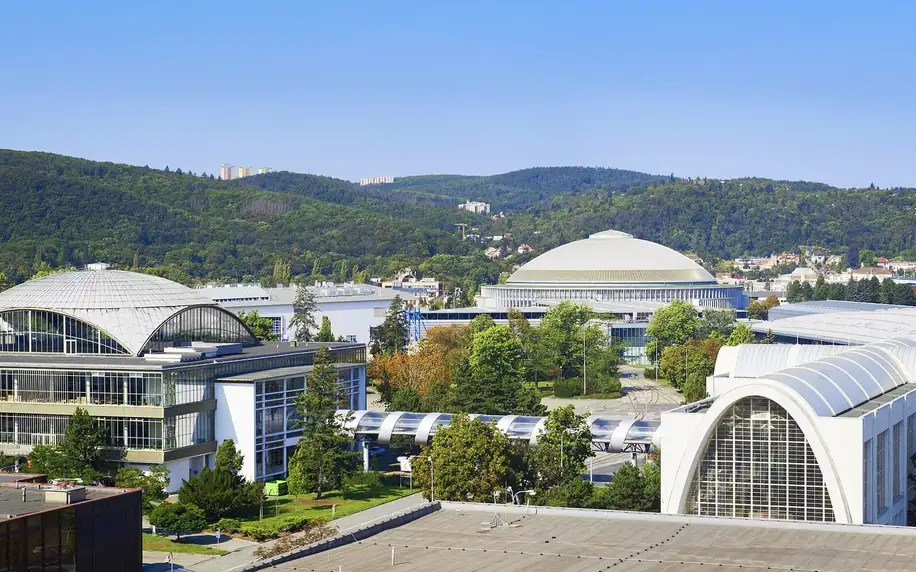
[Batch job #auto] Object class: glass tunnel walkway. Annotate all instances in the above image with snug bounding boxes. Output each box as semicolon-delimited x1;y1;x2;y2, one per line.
336;410;660;453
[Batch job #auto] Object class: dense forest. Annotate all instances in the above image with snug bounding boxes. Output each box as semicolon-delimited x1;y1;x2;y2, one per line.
2;149;916;294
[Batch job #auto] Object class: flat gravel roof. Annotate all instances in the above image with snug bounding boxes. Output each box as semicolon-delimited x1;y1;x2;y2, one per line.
279;508;916;571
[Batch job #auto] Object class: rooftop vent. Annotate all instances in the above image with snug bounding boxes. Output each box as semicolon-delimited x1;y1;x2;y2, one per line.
44;485;87;505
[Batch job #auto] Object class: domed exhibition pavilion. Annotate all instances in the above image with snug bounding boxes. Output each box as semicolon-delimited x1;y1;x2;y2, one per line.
0;264;367;491
422;230;747;364
478;229;745;310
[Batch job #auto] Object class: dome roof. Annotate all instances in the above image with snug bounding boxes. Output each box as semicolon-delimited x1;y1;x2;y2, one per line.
0;269;214;310
0;269;227;355
507;229;715;285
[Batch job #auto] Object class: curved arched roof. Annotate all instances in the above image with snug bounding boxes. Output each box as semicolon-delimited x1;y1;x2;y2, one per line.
0;269;240;355
506;229;715;285
763;341;915;416
714;344;848;378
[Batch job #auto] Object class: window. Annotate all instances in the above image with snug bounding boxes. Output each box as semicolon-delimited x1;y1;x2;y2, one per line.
863;439;871;521
685;397;835;522
909;414;915;480
877;430;887;513
894;422;902;499
0;309;129;355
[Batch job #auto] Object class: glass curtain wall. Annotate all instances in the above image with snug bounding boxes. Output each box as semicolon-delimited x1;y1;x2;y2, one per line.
142;306;257;354
0;310;129;354
685;396;835;522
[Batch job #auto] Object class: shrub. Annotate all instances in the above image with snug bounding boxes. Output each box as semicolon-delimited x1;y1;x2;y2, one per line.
553;378;582;398
178;467;263;522
243;525;274;542
216;518;241;534
241;515;318;541
149;503;207;540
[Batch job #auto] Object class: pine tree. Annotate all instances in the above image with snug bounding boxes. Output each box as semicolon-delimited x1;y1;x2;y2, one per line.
289;286;318;342
317;316;335;342
374;296;408;356
287;347;354;498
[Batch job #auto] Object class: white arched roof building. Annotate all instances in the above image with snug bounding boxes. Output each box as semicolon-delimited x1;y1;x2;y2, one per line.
477;230;746;310
0;268;257;356
662;338;916;526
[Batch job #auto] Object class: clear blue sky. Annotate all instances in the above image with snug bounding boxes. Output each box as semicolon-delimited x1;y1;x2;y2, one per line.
3;1;914;188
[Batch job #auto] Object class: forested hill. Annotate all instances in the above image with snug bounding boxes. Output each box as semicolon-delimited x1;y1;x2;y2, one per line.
0;150;479;284
490;179;916;261
3;149;916;290
373;167;669;210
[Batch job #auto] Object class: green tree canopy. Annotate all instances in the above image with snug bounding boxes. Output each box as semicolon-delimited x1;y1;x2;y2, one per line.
450;325;543;415
116;465;170;513
373;296;409;356
215;439;244;477
177;467;262;522
411;414;516;502
149;503;207;540
695;308;737;340
238;310;277;341
317;316;335;342
725;323;755;346
646;300;698;363
287;347;354;498
527;406;593;492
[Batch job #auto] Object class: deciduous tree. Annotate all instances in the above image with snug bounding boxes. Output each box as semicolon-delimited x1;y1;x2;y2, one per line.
527;406;593;492
411;415;516;502
646;301;698;363
238;310;278;341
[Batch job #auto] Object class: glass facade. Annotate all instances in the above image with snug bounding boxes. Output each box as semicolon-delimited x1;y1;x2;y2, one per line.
685;397;835;522
0;490;142;571
480;283;746;310
0;310;129;355
0;369;163;406
142;305;257;354
0;413;171;450
253;365;364;480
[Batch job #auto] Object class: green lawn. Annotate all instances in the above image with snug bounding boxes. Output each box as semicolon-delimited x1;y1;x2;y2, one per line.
141;533;229;556
237;484;413;529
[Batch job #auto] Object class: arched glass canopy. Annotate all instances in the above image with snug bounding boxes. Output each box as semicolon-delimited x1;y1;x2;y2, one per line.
337;409;660;451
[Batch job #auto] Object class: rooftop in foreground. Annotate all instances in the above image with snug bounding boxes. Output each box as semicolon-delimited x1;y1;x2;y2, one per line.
280;507;916;571
0;483;133;519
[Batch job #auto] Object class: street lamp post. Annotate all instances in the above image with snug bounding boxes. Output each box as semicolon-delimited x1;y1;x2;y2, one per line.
582;326;587;396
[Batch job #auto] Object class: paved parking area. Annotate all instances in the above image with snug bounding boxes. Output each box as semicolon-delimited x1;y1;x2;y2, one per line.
271;508;916;571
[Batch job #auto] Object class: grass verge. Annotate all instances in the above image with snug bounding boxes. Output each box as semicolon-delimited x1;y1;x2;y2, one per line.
142;533;229;556
236;484;413;529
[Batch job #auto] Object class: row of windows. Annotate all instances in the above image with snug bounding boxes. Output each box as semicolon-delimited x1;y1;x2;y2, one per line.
254;368;363;438
0;412;212;451
481;285;741;309
0;345;367;409
0;369;164;406
865;419;908;520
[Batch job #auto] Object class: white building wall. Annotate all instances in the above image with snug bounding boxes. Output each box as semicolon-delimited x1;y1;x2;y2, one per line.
214;382;256;482
163;458;191;493
219;299;389;344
